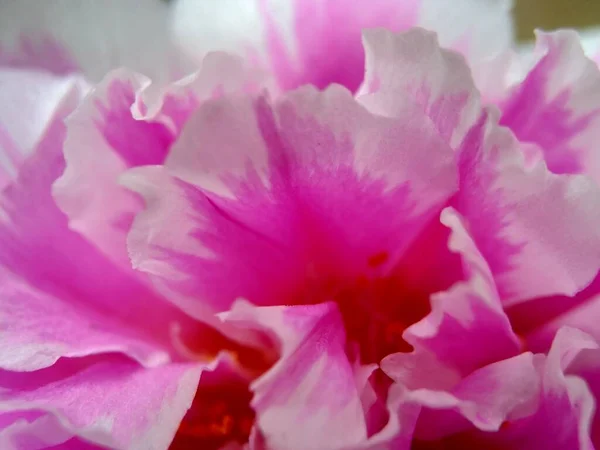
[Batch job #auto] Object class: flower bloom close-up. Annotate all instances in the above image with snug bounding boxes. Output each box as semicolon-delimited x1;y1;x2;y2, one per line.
2;0;600;449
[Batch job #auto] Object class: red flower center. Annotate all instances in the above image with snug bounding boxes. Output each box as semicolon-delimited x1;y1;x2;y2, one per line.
170;380;256;450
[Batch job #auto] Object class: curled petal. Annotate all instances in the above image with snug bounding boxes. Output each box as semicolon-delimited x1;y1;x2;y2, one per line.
398;352;542;441
454;108;600;303
222;301;369;449
358;28;480;148
55;54;266;266
53;70;175;266
407;328;598;448
394;207;520;378
348;384;420;450
500;30;600;181
454;328;597;449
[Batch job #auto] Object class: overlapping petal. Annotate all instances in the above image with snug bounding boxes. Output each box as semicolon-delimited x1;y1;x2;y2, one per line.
3;1;600;447
394;207;521;378
54;53;266;266
358;28;480;148
453;108;600;303
126;80;458;322
222;302;368;449
0;68;199;372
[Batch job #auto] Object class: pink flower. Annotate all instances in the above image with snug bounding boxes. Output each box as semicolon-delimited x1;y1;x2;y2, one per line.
2;1;600;450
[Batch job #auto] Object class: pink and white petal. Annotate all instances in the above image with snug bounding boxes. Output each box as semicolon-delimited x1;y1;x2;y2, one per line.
519;291;600;355
0;411;72;449
121;165;225;320
0;356;201;450
349;384;420;450
382;350;463;395
405;352;543;441
538;327;597;450
0;275;178;372
55;54;269;266
500;30;600;181
452;328;597;450
222;301;369;449
127;86;457;314
0;69;88;189
358;28;480;148
53;70;176;265
0;0;191;82
398;207;520;376
454;108;600;303
0;78;194;370
562;328;600;447
470;50;521;104
506;271;600;348
131;52;270;129
417;0;514;61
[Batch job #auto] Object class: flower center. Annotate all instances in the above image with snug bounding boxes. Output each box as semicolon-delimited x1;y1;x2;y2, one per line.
295;250;434;364
170;381;255;450
336;268;432;364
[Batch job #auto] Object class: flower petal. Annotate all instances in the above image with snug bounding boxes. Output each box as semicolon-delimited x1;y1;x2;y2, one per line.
0;71;194;370
53;70;176;266
0;355;201;450
562;327;600;448
0;412;104;449
222;301;368;449
0;274;173;373
358;28;480;149
343;383;420;450
125;85;457;316
453;109;600;303
406;352;542;441
394;207;520;377
54;55;266;266
438;328;596;449
500;30;600;181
